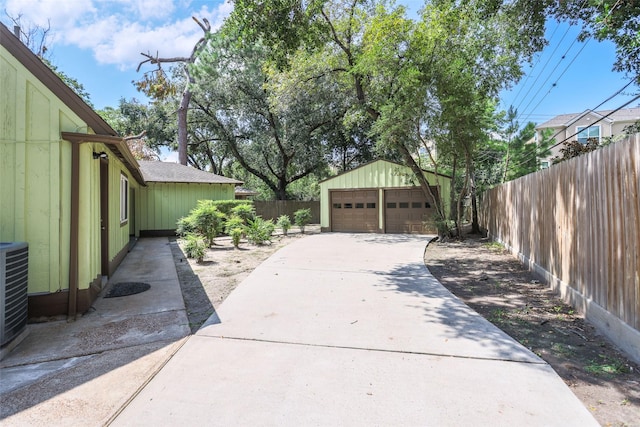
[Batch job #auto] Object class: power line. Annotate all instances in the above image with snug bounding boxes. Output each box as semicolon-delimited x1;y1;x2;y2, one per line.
547;93;640;151
509;0;591;115
509;87;639;170
512;0;623;124
518;38;591;121
510;24;575;115
507;21;562;108
516;36;590;124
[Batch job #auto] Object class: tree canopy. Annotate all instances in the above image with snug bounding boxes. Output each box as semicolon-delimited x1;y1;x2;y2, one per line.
96;0;638;221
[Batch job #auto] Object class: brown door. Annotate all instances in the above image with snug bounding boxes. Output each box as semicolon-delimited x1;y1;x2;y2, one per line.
331;190;378;232
100;159;109;276
384;188;438;234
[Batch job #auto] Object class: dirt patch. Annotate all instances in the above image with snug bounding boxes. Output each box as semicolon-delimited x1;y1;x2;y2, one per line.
424;233;640;427
170;227;319;333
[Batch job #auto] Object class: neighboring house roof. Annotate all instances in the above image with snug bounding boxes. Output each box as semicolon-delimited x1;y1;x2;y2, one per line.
138;161;243;184
537;107;640;129
235;187;259;196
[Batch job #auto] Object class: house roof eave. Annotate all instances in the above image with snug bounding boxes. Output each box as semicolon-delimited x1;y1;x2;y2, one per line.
61;132;146;185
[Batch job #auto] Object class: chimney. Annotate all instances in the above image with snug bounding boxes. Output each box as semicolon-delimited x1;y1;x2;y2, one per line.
13;26;21;40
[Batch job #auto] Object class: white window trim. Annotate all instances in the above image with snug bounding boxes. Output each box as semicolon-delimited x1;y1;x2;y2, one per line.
576;125;601;144
120;173;129;224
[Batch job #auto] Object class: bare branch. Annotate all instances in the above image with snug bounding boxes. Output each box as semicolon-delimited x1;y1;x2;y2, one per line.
123;130;147;141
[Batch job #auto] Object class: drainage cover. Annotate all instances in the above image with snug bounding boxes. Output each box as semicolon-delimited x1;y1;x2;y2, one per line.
104;282;151;298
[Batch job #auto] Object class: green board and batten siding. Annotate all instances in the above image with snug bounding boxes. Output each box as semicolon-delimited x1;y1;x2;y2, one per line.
319;160;451;233
1;42;137;296
1;44;78;295
138;182;235;232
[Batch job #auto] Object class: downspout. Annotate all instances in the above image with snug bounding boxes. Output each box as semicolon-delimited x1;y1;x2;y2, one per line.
68;142;80;320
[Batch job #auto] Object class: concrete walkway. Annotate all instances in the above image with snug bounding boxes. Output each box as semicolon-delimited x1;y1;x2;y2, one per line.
0;238;190;425
112;233;598;426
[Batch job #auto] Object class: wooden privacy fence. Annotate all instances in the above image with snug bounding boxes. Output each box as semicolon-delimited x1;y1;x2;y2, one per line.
254;200;320;223
479;136;640;361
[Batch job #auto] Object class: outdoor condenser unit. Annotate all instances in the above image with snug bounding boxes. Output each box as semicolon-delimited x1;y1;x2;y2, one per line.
0;242;28;346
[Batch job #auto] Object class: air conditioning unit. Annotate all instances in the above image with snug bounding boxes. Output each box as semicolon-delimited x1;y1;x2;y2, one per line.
0;242;29;347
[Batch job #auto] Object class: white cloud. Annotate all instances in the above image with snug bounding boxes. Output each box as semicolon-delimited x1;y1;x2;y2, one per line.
1;0;233;69
4;0;96;29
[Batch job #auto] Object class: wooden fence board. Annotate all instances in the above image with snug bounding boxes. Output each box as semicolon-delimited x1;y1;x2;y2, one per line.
254;201;320;223
480;136;640;334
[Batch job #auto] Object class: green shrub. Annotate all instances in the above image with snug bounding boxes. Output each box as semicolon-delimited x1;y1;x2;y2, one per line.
191;200;225;246
276;215;292;236
176;216;197;237
245;217;275;245
224;215;246;235
432;215;455;238
183;234;207;263
229;227;243;248
230;203;256;223
211;200;253;217
294;208;312;234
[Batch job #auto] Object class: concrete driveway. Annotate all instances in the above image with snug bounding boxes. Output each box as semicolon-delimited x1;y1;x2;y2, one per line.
112;233;597;426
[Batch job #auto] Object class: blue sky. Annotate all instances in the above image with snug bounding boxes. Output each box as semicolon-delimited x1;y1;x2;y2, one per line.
2;0;638;142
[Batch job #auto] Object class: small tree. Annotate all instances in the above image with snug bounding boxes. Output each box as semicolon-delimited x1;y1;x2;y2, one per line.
176;216;197;236
229;227;243;249
191;200;225;246
230;204;256;223
294;208;312;234
183;234;207;263
276;215;292;236
245;217;275;245
224;216;245;235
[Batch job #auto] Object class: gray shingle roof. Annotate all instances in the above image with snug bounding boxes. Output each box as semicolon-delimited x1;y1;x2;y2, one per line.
235;187;258;195
138;161;243;184
537;107;640;129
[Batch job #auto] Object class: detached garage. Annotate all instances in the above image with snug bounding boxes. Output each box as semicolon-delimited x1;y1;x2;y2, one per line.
319;160;451;234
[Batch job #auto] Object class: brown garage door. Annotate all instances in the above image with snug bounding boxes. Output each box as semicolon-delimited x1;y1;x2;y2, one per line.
385;188;438;234
331;190;378;232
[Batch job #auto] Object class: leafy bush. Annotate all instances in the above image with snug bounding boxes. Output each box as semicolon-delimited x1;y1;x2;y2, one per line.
432;216;455;238
211;200;253;217
245;217;275;245
276;215;292;236
293;208;312;234
183;234;207;263
230;203;256;223
229;227;243;249
191;200;225;246
176;216;197;237
224;215;246;235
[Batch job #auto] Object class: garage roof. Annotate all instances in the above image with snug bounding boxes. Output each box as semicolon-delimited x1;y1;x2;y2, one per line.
320;159;452;183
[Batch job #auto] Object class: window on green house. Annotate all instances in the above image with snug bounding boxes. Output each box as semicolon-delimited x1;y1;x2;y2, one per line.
120;173;129;223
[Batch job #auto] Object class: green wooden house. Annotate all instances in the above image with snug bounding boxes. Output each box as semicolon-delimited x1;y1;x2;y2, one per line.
319;160;451;234
137;161;241;236
0;24;239;318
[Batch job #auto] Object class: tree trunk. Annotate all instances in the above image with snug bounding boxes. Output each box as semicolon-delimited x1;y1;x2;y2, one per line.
177;87;191;165
470;171;480;234
502;144;510;183
396;142;445;222
449;155;457;221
